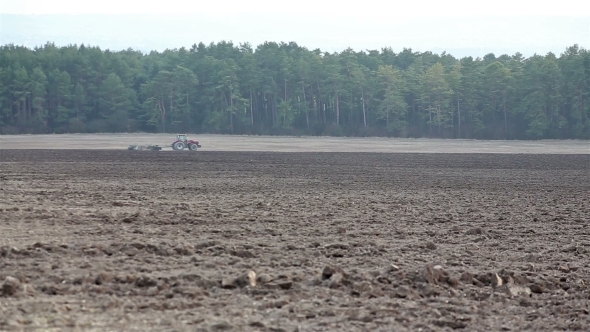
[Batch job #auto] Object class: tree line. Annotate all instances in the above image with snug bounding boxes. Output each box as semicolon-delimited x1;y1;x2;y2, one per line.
1;41;588;139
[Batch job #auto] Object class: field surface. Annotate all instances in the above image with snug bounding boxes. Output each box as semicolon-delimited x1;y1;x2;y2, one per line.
1;133;589;153
0;136;589;331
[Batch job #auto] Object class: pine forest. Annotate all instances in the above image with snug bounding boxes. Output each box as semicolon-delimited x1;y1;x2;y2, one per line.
1;42;588;139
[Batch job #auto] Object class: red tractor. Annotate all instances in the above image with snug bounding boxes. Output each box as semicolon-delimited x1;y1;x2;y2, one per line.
171;134;201;151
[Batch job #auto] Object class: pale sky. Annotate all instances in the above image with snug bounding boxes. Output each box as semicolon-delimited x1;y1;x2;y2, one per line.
1;0;589;57
1;0;588;16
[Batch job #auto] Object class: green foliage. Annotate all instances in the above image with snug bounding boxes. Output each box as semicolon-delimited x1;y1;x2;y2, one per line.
421;62;454;136
0;42;588;139
376;65;407;134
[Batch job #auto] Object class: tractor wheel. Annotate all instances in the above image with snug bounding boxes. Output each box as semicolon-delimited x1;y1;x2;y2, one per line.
173;141;185;150
189;143;198;151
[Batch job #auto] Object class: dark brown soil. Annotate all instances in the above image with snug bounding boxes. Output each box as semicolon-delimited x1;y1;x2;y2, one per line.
1;150;589;331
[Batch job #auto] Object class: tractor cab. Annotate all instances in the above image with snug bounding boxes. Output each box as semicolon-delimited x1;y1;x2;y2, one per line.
177;134;188;142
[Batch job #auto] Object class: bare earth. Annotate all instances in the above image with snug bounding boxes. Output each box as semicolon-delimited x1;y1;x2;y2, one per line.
0;136;589;331
1;133;589;153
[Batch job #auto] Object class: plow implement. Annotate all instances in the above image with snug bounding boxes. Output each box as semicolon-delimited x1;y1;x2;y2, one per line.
127;144;163;151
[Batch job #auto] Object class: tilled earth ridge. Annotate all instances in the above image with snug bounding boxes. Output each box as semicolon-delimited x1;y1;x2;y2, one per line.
0;150;589;332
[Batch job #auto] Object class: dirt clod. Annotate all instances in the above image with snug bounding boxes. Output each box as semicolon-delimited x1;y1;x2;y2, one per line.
321;266;342;280
388;264;401;272
94;272;114;285
256;273;272;284
529;284;544;294
278;281;293;290
491;273;503;288
433;319;468;329
460;272;473;283
466;228;483;235
2;276;21;296
222;270;257;289
423;265;448;285
394;285;419;299
210;321;234;331
249;321;265;328
497;284;532;297
135;276;157;288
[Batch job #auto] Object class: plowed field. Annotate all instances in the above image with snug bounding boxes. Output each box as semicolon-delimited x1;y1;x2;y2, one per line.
1;149;589;331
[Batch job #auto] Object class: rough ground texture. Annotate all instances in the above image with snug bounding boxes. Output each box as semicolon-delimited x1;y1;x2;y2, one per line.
0;149;589;331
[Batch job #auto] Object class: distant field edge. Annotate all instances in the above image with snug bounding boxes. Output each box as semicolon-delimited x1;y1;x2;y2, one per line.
0;134;588;154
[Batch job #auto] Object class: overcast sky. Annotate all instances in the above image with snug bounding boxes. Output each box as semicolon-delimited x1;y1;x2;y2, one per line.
1;0;589;57
2;0;588;16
